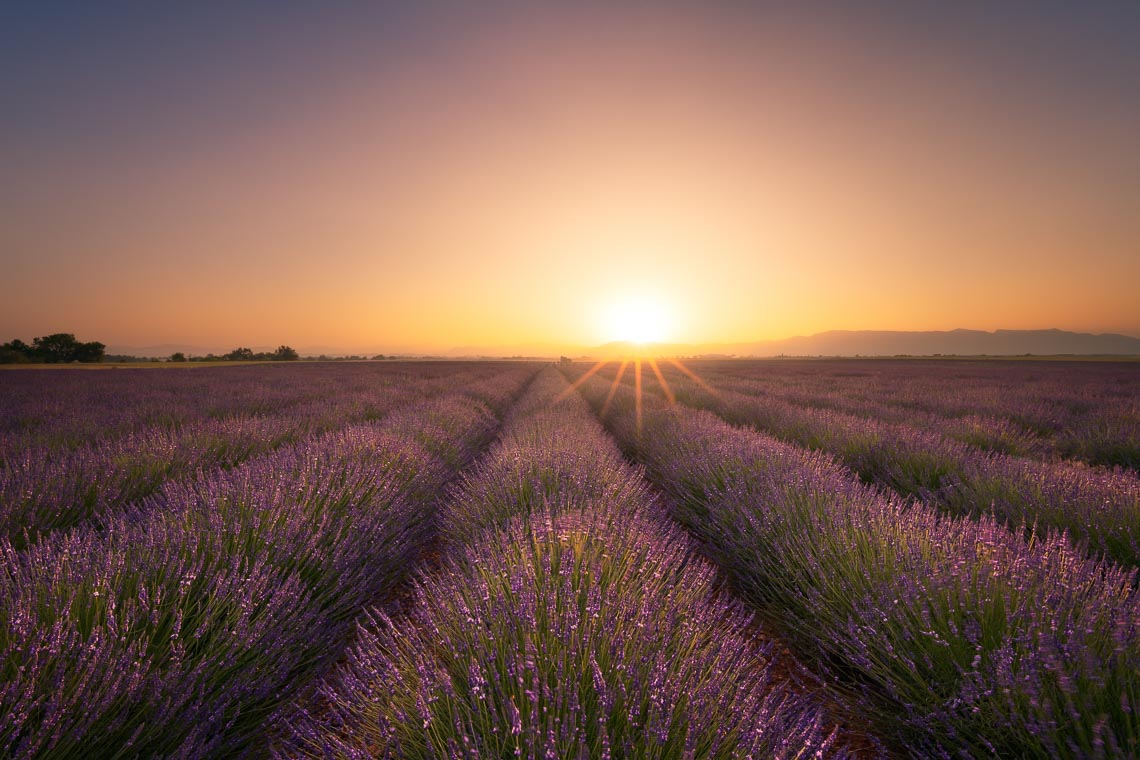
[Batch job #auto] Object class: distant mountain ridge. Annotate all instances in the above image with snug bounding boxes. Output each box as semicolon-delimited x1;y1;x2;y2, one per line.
106;328;1140;359
739;329;1140;357
581;329;1140;359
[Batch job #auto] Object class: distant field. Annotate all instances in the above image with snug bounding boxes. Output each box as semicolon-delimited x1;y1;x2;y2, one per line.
2;359;1138;757
0;359;385;370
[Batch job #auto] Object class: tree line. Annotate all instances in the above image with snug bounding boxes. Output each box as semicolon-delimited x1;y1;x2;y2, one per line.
1;334;106;364
0;334;302;364
171;346;299;362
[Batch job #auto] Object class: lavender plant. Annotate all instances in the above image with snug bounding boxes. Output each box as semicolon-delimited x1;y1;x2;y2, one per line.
0;364;530;547
651;366;1140;568
280;369;843;758
0;362;523;457
282;508;840;759
697;360;1139;471
572;372;1140;758
0;370;530;757
439;370;652;545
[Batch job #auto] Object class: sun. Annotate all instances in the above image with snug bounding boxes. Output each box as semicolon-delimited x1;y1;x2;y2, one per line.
602;295;671;344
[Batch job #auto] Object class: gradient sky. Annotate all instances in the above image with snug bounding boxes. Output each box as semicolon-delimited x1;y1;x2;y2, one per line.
3;2;1139;352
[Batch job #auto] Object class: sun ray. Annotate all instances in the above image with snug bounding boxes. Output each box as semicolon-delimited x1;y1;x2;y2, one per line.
555;359;609;401
666;358;721;398
646;357;675;405
601;359;629;417
634;358;643;434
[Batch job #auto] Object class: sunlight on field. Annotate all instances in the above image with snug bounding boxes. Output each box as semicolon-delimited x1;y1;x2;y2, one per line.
557;349;719;434
4;0;1140;753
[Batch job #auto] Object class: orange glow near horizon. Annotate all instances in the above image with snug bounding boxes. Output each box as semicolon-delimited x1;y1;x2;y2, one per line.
3;5;1139;353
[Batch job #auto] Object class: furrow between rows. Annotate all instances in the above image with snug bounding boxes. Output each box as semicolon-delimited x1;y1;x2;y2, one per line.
701;361;1139;471
566;365;1140;757
0;364;522;548
278;367;857;758
0;366;536;758
606;361;1140;570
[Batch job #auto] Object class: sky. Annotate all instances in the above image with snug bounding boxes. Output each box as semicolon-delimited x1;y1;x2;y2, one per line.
2;2;1139;353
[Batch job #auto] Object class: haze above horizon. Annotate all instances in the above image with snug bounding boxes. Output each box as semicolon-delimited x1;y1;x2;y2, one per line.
3;3;1139;351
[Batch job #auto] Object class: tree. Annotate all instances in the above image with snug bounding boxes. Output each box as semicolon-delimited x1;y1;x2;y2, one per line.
272;345;299;361
225;347;255;361
32;333;80;363
0;339;32;364
0;334;104;363
27;333;105;363
72;340;106;363
170;352;187;362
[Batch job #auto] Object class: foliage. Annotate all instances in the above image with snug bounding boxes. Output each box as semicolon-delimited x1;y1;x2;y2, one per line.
0;334;104;364
570;364;1140;758
214;345;299;361
661;365;1140;567
0;364;534;756
281;368;840;758
4;359;1137;757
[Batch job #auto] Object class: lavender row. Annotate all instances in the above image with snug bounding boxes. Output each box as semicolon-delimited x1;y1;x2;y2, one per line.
705;359;1138;440
699;368;1051;460
0;363;517;548
651;364;1140;569
571;370;1140;758
0;368;533;758
700;360;1140;471
0;362;404;454
0;365;298;447
438;368;655;545
279;368;846;757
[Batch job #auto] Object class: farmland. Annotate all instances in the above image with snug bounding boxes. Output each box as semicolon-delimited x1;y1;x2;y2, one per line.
2;359;1139;758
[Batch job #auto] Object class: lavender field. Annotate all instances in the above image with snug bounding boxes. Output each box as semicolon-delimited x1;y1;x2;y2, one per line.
2;359;1139;758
